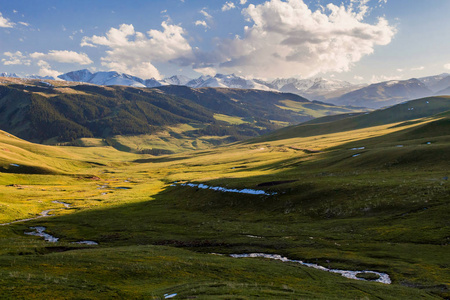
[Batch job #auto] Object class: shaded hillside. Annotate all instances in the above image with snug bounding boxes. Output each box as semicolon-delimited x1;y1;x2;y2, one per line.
0;83;213;143
259;96;450;142
0;78;359;145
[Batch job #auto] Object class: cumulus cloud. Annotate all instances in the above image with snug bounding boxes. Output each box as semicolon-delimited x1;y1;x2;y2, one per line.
1;51;31;65
37;60;62;78
195;20;208;28
30;50;93;65
222;2;236;11
81;22;193;79
445;63;450;70
240;0;248;4
210;0;396;78
0;12;15;28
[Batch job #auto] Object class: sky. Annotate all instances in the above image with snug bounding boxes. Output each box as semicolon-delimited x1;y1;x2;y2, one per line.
0;0;449;83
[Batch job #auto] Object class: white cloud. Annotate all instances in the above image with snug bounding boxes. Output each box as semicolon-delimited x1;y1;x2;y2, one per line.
18;21;29;26
0;12;15;28
81;22;193;79
396;68;404;72
353;75;364;81
371;74;401;83
200;9;212;20
240;0;248;4
410;66;424;71
30;50;93;65
222;2;236;11
195;20;208;28
444;63;450;70
37;60;61;78
13;10;18;14
211;0;396;79
193;66;216;76
196;8;213;30
1;51;31;65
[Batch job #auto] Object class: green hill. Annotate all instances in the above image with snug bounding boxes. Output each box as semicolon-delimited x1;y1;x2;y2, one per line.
1;82;449;298
0;78;359;148
0;105;449;298
260;96;450;142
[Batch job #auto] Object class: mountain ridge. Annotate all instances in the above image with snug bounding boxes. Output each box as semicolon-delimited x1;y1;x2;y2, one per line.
0;77;358;147
4;69;450;109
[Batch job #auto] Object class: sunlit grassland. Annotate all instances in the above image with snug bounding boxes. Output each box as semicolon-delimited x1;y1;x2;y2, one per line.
0;112;449;298
76;123;235;154
213;113;249;125
276;100;357;118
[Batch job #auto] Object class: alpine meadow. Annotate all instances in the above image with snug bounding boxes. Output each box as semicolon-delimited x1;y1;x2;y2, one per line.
0;0;449;299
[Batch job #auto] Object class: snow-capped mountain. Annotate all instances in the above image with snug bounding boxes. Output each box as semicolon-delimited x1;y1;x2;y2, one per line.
269;77;353;91
327;78;433;109
59;69;148;87
164;75;191;86
58;69;185;88
5;69;449;108
268;77;363;100
417;73;449;91
0;72;19;78
427;75;450;93
187;74;274;91
57;70;275;91
185;75;212;88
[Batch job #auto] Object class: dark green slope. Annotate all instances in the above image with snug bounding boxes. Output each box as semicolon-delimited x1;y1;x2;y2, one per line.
259;96;450;142
0;80;358;144
0;84;214;142
157;86;313;123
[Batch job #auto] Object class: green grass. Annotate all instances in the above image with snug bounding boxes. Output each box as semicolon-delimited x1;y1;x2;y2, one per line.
276;100;357;118
214;113;249;125
0;105;449;298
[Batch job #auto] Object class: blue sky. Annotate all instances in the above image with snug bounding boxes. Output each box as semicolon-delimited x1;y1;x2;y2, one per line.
0;0;449;83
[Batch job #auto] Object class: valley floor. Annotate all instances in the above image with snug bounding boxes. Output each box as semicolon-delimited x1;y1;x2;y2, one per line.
0;113;449;299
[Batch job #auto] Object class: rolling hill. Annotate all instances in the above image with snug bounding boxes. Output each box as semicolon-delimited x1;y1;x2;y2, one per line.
261;96;450;142
0;96;448;298
0;77;358;149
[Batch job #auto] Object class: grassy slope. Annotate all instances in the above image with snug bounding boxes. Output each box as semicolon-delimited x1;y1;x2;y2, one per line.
0;103;449;298
0;79;360;150
262;96;450;142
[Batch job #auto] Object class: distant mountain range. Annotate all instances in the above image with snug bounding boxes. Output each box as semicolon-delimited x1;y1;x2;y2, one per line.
325;78;432;108
2;70;450;109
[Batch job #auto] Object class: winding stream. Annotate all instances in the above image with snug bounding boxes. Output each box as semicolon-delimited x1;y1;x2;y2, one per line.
0;201;71;226
24;226;98;245
179;183;276;196
25;226;59;242
229;253;391;284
